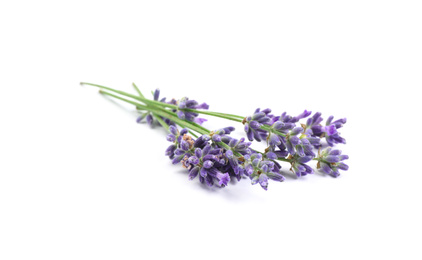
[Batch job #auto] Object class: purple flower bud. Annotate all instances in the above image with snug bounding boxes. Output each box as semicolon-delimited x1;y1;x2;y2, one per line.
180;128;188;135
258;174;269;190
320;162;332;174
176;110;185;119
252;112;266;121
329;149;342;155
165;144;176;157
202;145;211;156
303;164;314;175
172;154;185;164
325;155;340;163
269;134;281;146
332;118;347;128
200;167;207;177
289;136;301;146
201;154;215;162
166;134;176;142
146;114;153;125
169;125;178;135
275;150;288;158
266;152;277;160
339;155;349;160
249;120;261;130
205;175;214;187
291;127;304;136
194;118;207;125
298;155;313;164
292;110;312;122
296;145;305;157
225;150;234;157
267;172;285;182
153;89;160;101
203;160;214;169
246;128;254;141
326;115;334;125
195;102;209;110
174;149;185;155
262;108;272;114
245;165;254;176
180;140;190;151
251;175;259;185
272;121;284;130
195;148;202;158
337;162;349;170
212;135;221;142
188;156;199;165
188;166;199;180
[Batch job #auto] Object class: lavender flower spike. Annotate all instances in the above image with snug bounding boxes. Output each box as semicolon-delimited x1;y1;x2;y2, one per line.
169;96;209;125
243;108;272;142
317;148;349;177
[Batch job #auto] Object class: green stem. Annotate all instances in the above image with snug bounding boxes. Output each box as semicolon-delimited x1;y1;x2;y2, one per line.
183;109;244;121
83;82;179;109
132;83;145;98
81;82;244;122
215;141;243;158
260;125;286;137
100;90;209;136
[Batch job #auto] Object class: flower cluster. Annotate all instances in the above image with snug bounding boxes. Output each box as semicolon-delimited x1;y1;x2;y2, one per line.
167;97;209;124
316;148;349;177
165;125;286;189
137;89;209;126
242;108;348;182
164;107;349;190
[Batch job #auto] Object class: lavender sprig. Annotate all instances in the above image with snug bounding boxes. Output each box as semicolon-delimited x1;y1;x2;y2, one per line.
81;82;349;190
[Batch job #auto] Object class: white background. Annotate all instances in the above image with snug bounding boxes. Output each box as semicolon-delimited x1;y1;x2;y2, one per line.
1;1;421;259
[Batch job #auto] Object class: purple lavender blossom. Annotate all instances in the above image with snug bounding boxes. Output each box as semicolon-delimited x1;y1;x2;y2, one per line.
317;148;349;177
244;153;285;190
168;97;209;125
185;145;231;187
244;108;272;142
289;154;314;177
165;126;189;159
305;112;347;147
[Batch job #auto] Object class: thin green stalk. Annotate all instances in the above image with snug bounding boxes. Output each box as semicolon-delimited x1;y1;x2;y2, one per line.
260;125;286;137
132;83;145;98
81;82;245;122
183;109;244;121
82;82;177;109
100;90;209;136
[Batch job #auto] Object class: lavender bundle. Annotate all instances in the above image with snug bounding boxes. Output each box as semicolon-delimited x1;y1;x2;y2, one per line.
81;82;349;190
